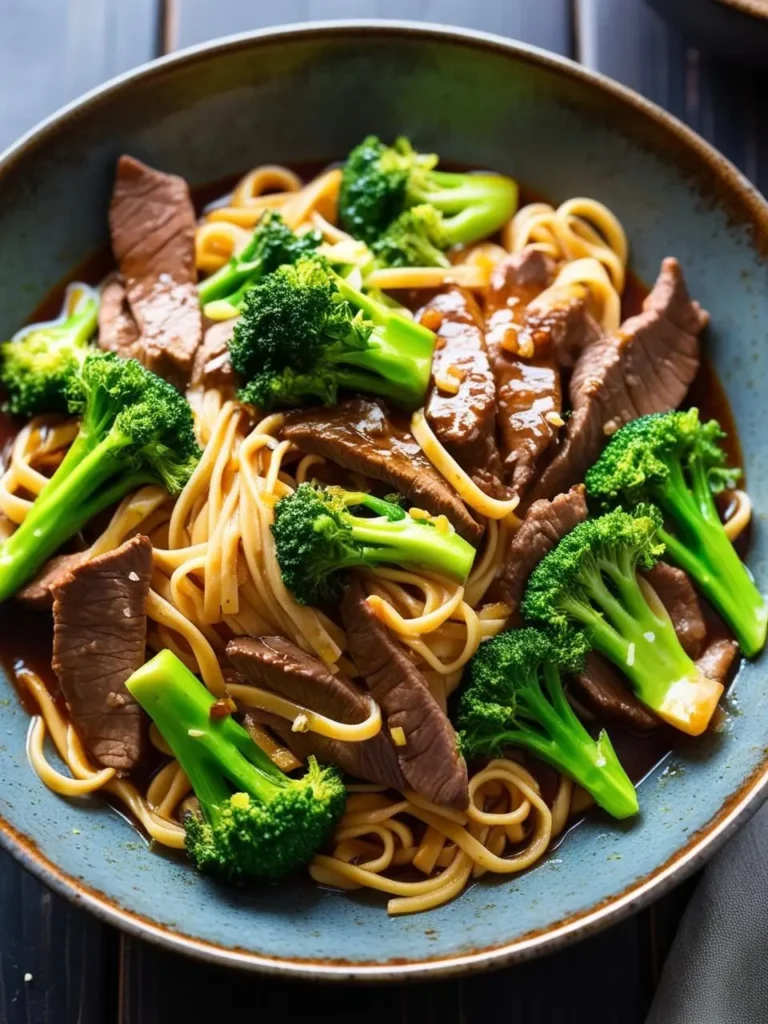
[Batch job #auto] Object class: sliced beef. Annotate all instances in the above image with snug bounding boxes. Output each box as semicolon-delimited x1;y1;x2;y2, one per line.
191;319;236;391
520;285;602;368
696;638;739;684
226;636;406;791
280;398;482;543
420;287;506;497
98;274;140;359
103;155;202;387
485;249;562;495
530;258;707;500
574;653;660;732
15;551;91;612
340;576;469;809
495;486;588;613
51;535;152;771
644;561;706;659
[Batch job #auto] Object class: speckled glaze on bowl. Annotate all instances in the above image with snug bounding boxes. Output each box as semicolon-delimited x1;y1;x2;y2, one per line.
1;21;768;981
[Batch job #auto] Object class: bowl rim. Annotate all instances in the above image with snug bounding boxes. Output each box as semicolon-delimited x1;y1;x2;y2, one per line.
2;18;768;981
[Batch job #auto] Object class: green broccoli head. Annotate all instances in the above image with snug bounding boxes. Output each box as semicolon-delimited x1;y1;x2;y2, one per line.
585;409;741;508
0;351;201;604
272;482;475;606
521;505;664;632
199;210;322;316
126;650;346;885
456;627;637;819
230;254;436;411
0;282;98;417
338;135;434;243
184;758;346;884
585;410;766;658
371;204;451;268
339;135;517;248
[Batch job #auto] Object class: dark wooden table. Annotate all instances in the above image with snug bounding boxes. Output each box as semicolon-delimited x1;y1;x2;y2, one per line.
0;1;765;1020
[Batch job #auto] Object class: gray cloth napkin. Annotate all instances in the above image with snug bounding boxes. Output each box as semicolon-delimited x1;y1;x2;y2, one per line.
647;798;768;1023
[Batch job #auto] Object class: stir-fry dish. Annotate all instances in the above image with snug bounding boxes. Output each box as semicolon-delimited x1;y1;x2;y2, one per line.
0;137;763;916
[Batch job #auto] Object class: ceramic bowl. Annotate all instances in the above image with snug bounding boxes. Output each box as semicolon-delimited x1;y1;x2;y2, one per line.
1;21;768;980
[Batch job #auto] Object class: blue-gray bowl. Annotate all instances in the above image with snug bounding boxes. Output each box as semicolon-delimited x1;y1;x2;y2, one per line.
1;21;768;980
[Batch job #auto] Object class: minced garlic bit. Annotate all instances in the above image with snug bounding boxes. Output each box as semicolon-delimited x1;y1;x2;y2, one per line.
446;364;466;381
626;643;636;667
390;726;407;747
545;411;565;428
433;514;453;535
506;295;520;309
408;507;431;521
435;374;460;396
187;728;205;738
128;571;140;582
517;337;535;359
292;713;310;733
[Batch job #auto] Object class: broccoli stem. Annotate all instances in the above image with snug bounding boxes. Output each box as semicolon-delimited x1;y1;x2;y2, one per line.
411;171;518;245
0;433;150;602
656;459;767;657
126;650;287;819
566;567;723;736
346;513;474;583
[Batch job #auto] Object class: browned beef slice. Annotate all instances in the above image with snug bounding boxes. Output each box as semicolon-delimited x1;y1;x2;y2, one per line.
280;398;482;544
15;551;91;612
496;486;588;613
696;638;739;683
485;249;562;495
98;274;140;358
226;636;406;791
643;562;706;659
421;287;506;498
574;653;660;732
51;535;152;770
106;155;202;386
191;319;235;390
520;286;602;368
531;258;707;500
340;577;469;809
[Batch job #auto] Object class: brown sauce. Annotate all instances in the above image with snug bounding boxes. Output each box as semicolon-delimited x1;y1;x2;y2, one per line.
0;168;748;840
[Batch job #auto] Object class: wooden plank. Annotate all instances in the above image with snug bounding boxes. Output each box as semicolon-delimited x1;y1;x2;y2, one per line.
0;0;159;153
170;0;573;56
0;4;160;1024
0;847;118;1024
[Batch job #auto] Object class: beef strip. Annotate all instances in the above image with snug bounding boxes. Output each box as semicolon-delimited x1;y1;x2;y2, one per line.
531;258;707;500
485;249;561;494
341;576;469;809
644;561;706;659
420;287;506;497
696;638;739;683
575;652;660;732
520;285;602;369
98;274;140;358
226;636;406;791
280;398;482;543
51;535;152;770
191;319;236;391
15;551;91;612
103;155;202;387
495;485;588;613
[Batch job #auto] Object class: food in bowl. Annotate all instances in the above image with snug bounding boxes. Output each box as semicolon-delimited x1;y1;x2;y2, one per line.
0;134;762;916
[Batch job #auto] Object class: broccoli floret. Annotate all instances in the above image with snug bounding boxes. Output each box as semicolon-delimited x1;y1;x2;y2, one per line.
126;650;345;884
521;506;724;737
272;483;476;606
0;282;98;416
339;135;518;247
0;352;201;602
230;254;436;410
585;409;766;658
457;628;638;819
198;212;321;320
371;205;450;269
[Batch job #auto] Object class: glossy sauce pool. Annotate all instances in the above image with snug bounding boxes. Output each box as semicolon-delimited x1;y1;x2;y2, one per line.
0;172;748;843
